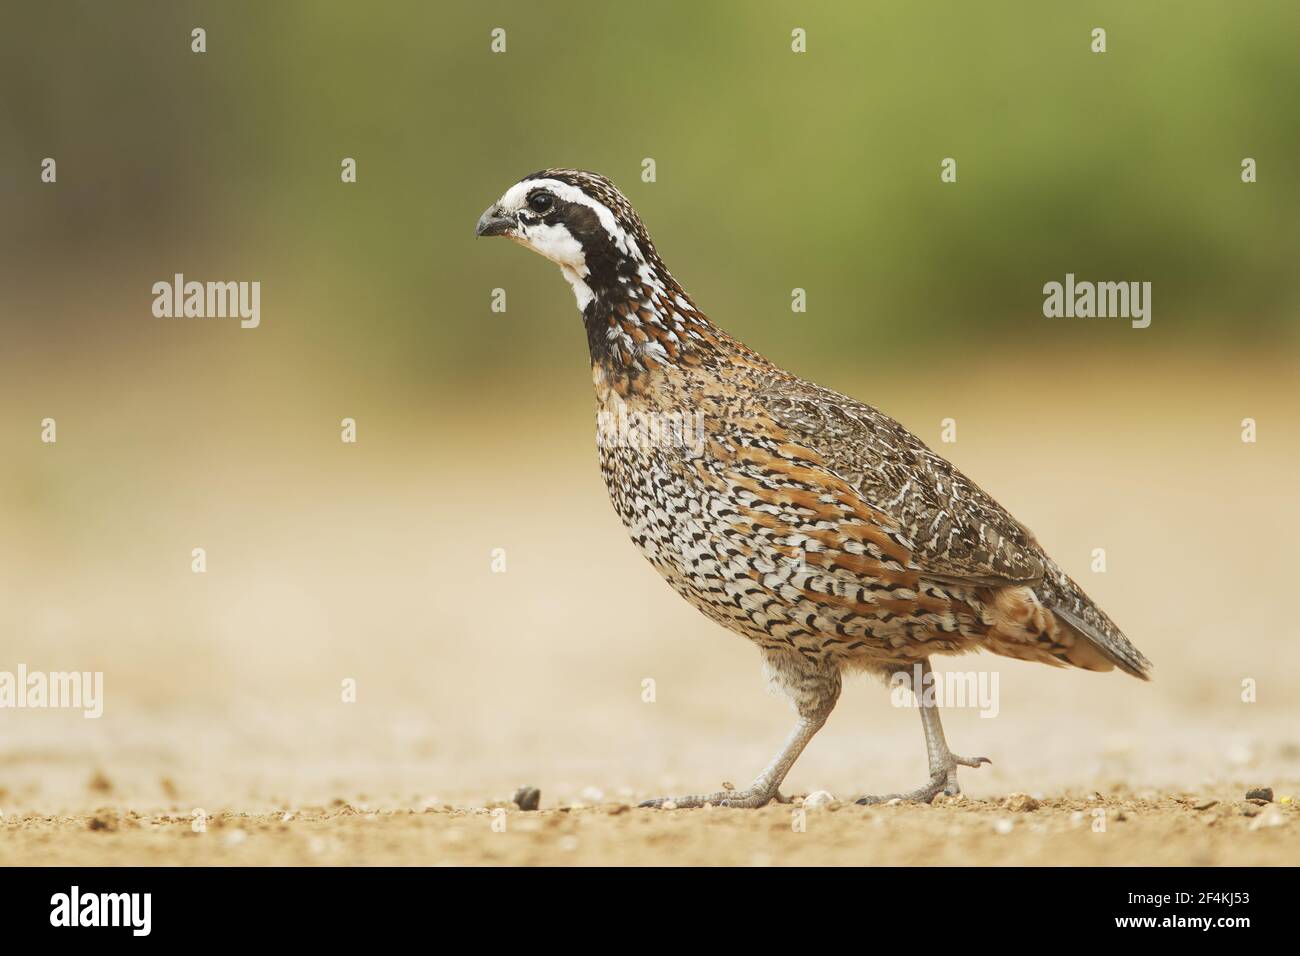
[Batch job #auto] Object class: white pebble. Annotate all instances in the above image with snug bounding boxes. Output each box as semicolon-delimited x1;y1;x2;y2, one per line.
1248;808;1286;831
802;790;836;809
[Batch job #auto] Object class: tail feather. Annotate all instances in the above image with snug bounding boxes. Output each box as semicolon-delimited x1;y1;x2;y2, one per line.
1051;604;1151;680
1039;559;1152;680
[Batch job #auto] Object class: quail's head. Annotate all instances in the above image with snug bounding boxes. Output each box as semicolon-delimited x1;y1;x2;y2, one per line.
476;169;664;302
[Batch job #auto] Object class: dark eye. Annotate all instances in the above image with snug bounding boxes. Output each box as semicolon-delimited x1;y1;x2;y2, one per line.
527;192;554;214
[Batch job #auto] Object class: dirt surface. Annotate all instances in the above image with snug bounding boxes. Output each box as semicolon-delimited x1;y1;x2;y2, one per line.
2;356;1298;866
5;790;1297;866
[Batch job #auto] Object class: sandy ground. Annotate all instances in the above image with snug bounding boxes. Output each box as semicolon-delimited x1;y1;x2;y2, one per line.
5;791;1298;866
2;353;1298;865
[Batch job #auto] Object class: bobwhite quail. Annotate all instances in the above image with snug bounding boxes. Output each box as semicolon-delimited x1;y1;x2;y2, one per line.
476;169;1151;808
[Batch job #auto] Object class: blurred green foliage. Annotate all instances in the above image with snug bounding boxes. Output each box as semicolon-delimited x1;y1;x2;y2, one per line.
3;1;1297;389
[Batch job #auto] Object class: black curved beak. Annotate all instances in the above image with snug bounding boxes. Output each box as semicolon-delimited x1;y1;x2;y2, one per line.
475;205;514;238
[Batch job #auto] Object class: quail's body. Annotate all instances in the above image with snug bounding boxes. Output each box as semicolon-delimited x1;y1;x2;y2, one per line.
478;168;1151;807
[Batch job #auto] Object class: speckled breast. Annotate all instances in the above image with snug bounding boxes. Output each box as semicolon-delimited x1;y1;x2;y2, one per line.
591;374;983;665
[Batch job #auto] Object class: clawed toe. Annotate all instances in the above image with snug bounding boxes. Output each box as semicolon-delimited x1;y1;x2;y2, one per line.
855;772;946;806
855;752;991;805
640;785;783;809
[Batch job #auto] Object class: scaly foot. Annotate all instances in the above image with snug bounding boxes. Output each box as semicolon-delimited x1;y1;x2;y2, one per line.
640;783;791;809
855;753;990;805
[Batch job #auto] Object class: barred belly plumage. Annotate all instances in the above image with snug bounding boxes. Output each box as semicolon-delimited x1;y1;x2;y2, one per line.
597;414;984;665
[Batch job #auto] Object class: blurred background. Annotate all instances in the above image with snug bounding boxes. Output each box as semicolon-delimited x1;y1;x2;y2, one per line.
0;2;1297;816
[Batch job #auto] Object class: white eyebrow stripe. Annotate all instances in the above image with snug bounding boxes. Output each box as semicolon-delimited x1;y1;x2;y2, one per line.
498;178;644;262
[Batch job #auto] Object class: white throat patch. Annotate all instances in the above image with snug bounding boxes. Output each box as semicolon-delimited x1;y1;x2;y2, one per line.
509;221;586;272
494;177;647;313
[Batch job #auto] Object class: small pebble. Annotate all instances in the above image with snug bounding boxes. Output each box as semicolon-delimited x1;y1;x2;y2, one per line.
1245;787;1274;802
802;790;836;809
660;800;678;811
1248;808;1286;831
1005;792;1040;812
512;786;540;812
993;818;1014;835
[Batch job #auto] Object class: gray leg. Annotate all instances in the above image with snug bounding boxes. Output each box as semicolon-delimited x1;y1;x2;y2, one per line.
856;658;990;805
642;653;841;809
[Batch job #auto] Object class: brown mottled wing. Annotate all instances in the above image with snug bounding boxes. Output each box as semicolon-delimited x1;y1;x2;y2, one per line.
757;378;1046;588
758;378;1152;679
